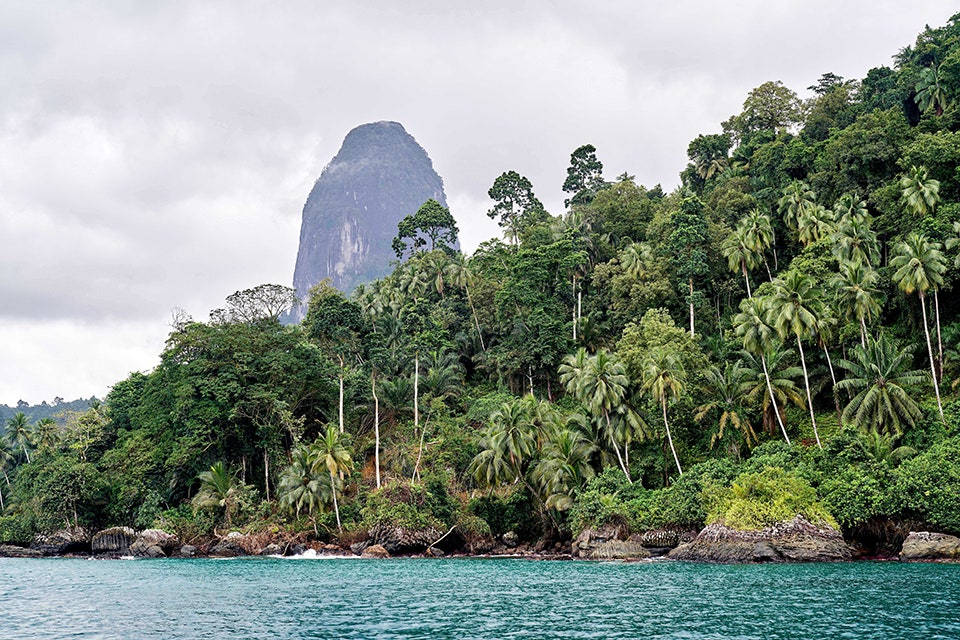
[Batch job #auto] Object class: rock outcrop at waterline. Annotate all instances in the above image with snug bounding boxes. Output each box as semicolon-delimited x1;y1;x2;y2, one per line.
291;121;451;312
668;515;853;563
899;531;960;561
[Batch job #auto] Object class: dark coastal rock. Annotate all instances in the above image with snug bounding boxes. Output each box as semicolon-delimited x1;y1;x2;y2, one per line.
260;543;283;556
899;532;960;561
362;544;390;558
179;545;197;557
501;531;518;548
31;527;90;555
427;546;445;557
285;543;307;556
668;516;853;563
369;524;442;554
130;529;179;558
0;544;44;558
350;540;370;555
209;533;249;558
573;525;650;560
291;121;452;311
91;527;136;555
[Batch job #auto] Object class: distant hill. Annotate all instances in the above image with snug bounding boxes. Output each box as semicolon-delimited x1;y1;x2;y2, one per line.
0;398;96;424
291;121;451;314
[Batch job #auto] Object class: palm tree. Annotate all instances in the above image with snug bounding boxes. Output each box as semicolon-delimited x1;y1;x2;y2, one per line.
835;334;925;434
311;426;353;532
891;232;947;421
915;64;948;116
797;204;835;247
740;346;804;438
858;430;917;467
742;208;776;276
695;363;757;451
33;417;59;450
0;439;14;511
833;216;879;268
734;297;791;443
900;165;940;218
946;221;960;267
531;428;596;510
769;271;824;448
778;181;816;231
278;445;332;535
446;255;486;351
470;400;536;486
192;462;242;527
640;347;686;476
722;225;760;297
5;412;34;464
834;194;869;225
833;261;881;348
560;349;633;482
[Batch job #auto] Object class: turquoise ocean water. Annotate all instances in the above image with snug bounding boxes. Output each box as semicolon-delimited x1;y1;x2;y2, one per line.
1;557;959;639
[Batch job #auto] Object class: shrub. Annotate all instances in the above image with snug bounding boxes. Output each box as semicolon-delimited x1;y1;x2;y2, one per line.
0;514;33;545
705;467;836;530
818;464;895;528
892;436;960;533
468;487;541;540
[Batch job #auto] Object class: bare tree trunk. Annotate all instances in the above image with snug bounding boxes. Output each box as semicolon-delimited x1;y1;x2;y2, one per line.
860;316;867;349
662;397;683;476
372;370;380;489
330;471;341;531
822;343;842;427
920;292;945;422
465;285;485;351
412;419;426;483
572;275;577;341
414;352;419;432
241;455;246;484
934;288;943;382
606;412;631;483
338;356;345;433
761;354;790;444
688;278;695;337
796;336;821;449
527;366;534;396
742;261;752;298
264;450;270;502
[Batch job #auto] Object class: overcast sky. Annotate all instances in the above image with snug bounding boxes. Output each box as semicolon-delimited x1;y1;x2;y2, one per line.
1;1;956;405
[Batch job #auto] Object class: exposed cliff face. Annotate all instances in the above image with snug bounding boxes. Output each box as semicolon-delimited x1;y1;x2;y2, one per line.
292;121;449;311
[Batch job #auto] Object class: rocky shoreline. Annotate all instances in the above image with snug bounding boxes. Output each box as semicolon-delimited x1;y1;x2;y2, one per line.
2;521;959;563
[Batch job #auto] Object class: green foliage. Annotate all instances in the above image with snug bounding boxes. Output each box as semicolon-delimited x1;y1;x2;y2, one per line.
705;467;836;530
893;436;960;532
392;199;459;258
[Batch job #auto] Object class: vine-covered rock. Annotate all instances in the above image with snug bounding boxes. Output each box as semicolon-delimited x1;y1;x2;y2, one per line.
369;524;442;554
31;527;91;555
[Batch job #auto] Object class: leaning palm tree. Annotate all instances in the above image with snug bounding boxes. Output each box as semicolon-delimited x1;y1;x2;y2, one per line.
192;462;242;527
278;445;332;535
915;65;948;116
833;260;882;348
891;232;947;421
796;204;835;247
835;335;925;435
566;350;632;482
5;412;34;464
900;165;940;218
742;208;776;275
311;426;353;532
834;194;869;225
694;363;757;450
769;271;824;449
734;296;791;444
640;347;686;476
740;346;805;438
947;221;960;267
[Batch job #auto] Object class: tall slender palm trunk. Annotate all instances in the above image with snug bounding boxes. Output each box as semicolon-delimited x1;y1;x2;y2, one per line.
796;336;821;449
337;356;345;433
741;261;752;298
662;397;683;476
572;275;577;341
821;343;842;426
689;278;695;337
330;471;342;531
414;352;419;432
465;285;485;351
919;292;945;422
934;288;943;381
761;354;790;444
264;450;270;502
859;316;867;348
372;370;381;489
605;411;631;483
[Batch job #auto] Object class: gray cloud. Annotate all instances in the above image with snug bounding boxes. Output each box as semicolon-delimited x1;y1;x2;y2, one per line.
0;0;955;402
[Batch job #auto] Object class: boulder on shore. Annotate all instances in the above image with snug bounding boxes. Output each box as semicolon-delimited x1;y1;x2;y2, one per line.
0;544;44;558
179;545;198;557
209;534;248;557
573;524;651;561
362;544;390;558
369;524;442;554
130;529;180;558
899;532;960;562
669;516;853;563
31;528;90;555
91;527;136;555
259;543;283;556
